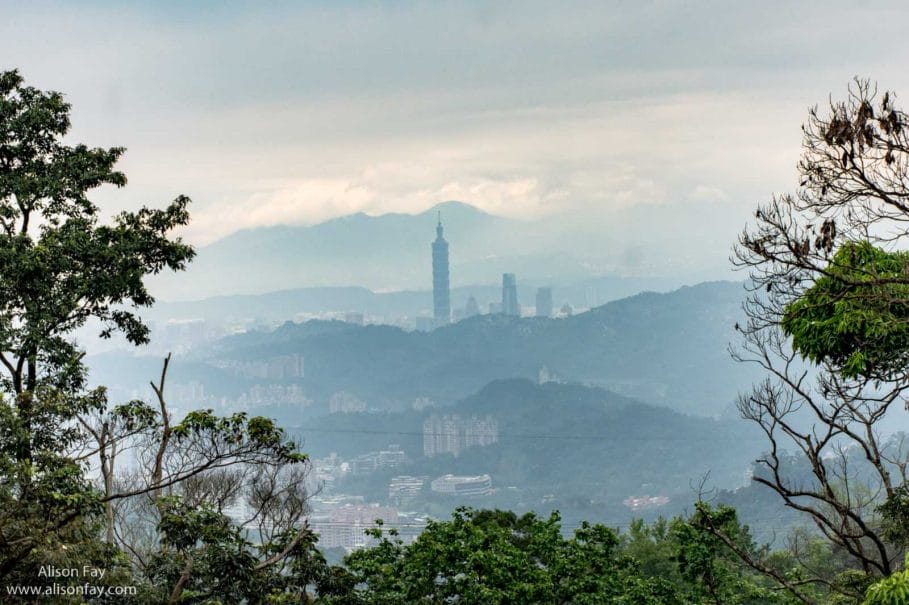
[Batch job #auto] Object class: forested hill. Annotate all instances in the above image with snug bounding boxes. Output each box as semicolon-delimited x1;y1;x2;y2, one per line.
293;378;765;523
189;280;756;416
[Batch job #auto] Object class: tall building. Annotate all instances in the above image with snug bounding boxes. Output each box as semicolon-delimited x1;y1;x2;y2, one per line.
501;273;519;317
464;295;480;318
432;213;451;327
329;391;367;414
423;414;498;457
535;287;553;317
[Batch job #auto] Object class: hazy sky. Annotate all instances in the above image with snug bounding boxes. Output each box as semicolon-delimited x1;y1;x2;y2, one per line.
2;1;909;246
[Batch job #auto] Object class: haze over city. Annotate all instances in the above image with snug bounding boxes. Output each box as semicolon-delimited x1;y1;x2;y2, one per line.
4;1;909;297
4;2;909;602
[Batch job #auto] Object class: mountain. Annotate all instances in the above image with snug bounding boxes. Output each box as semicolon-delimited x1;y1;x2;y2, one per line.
143;276;683;325
230;281;749;415
87;281;754;417
147;200;737;300
150;201;597;299
294;379;764;527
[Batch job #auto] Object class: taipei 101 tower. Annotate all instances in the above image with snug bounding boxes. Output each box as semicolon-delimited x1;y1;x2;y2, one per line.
432;212;451;326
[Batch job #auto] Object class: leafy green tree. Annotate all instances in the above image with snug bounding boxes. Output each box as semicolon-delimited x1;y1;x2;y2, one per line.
679;503;853;605
98;380;320;603
731;79;909;601
0;66;192;584
139;494;327;604
781;241;909;380
0;69;326;601
318;507;681;605
622;518;681;581
864;555;909;605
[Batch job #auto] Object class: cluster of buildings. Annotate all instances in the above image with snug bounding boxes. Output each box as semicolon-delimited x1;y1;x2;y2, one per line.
213;353;305;381
150;378;310;417
329;391;367;414
348;445;408;475
388;473;494;500
622;495;671;511
308;499;428;550
387;472;495;505
145;318;228;355
427;215;559;329
165;380;212;407
237;383;310;407
160;354;308;414
422;414;499;457
308;453;495;550
387;475;426;506
311;446;409;493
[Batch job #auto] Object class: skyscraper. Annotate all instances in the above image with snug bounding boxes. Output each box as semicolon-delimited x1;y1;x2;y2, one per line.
501;273;519;317
464;295;480;318
432;213;451;326
535;287;553;317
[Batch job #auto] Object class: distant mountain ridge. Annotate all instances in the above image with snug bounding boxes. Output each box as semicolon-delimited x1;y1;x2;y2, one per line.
88;281;754;417
145;276;682;324
148;200;734;300
150;201;584;299
179;280;755;416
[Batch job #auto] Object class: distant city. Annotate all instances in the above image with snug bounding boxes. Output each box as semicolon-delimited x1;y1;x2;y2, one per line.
114;214;584;359
428;213;566;330
81;213;744;556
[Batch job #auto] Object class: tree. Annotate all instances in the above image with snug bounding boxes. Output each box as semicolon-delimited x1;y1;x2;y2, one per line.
88;356;321;603
780;241;909;380
728;79;909;602
0;66;193;583
863;555;909;605
0;69;325;601
620;508;817;605
317;507;682;605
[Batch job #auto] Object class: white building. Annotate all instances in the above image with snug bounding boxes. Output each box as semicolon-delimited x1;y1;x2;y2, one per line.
388;475;425;505
430;474;493;497
423;414;498;457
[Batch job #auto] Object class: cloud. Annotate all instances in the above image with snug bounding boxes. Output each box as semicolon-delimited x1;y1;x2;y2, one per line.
688;185;729;203
188;170;566;243
118;89;826;244
2;0;909;253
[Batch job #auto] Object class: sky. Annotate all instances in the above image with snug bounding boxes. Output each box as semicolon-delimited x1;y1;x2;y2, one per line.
2;1;909;248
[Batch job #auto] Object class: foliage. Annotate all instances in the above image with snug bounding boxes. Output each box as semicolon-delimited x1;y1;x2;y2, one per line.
623;517;682;581
877;485;909;549
0;66;193;582
732;78;909;600
140;495;325;604
781;241;909;379
318;507;681;605
0;69;322;602
864;555;909;605
0;68;194;396
88;359;317;602
309;506;879;604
